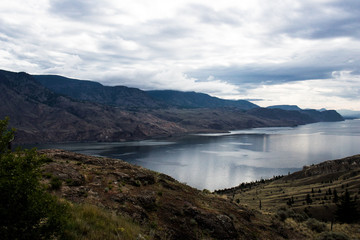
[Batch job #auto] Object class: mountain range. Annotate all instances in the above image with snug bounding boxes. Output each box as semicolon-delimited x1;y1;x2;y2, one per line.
0;69;344;144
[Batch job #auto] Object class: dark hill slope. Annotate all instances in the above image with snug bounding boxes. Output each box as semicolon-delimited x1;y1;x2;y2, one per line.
0;70;185;144
34;75;163;109
147;90;258;110
247;108;343;125
35;75;258;110
267;105;302;111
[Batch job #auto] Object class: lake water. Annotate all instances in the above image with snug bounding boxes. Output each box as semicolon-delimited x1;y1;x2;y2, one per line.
36;120;360;191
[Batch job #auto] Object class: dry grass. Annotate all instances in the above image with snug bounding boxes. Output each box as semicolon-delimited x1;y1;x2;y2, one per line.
222;165;360;239
63;203;147;240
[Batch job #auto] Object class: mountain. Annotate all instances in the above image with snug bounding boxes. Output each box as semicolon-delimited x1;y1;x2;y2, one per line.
267;105;302;111
0;70;185;144
147;90;258;110
247;108;344;125
0;69;344;144
337;109;360;119
35;75;258;110
34;75;163;109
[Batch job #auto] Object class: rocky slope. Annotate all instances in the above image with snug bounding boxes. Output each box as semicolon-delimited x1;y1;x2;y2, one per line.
40;149;307;240
0;70;185;144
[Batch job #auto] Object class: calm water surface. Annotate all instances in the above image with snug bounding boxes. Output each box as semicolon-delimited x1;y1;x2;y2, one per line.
36;120;360;191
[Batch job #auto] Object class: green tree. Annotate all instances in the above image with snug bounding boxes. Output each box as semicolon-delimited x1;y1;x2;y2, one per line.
0;117;14;153
0;117;68;239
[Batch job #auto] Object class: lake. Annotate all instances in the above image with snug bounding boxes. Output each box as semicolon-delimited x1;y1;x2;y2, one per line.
35;119;360;191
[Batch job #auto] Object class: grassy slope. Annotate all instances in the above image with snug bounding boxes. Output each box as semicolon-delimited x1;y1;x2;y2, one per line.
40;149;307;240
216;155;360;239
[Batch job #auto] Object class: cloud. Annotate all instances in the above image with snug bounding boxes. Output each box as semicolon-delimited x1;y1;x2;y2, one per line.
0;0;360;110
242;71;360;110
49;0;109;20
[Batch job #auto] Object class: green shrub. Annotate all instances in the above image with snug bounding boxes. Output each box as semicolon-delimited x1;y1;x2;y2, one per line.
276;209;288;221
0;117;68;239
50;176;62;190
276;207;308;222
305;218;327;233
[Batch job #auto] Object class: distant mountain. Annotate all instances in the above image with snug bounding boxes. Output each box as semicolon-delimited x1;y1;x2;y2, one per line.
146;90;258;110
337;109;360;119
247;108;344;125
34;75;163;109
267;105;302;111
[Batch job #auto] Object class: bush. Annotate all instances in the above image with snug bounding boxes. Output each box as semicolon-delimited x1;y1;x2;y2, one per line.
0;117;68;239
50;176;63;190
276;209;288;221
275;207;308;222
305;218;327;233
316;231;350;240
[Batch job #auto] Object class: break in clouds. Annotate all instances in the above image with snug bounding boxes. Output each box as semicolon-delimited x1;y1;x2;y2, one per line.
0;0;359;110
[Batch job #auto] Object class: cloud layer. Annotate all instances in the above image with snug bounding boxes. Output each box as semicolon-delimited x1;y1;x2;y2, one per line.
0;0;359;110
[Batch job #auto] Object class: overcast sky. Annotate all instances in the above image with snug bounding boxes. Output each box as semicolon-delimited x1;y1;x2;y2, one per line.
1;0;359;110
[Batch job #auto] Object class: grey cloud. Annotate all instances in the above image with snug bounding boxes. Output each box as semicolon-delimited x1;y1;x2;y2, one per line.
189;64;334;86
49;0;110;20
277;0;360;39
183;4;243;26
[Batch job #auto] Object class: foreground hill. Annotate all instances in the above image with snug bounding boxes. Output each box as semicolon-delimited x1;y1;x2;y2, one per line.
40;150;360;239
40;149;307;240
0;69;344;144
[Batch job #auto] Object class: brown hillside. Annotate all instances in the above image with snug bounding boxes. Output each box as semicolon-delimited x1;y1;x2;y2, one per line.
40;149;307;240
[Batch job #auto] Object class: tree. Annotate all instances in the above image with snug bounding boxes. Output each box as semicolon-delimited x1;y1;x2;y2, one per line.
0;117;14;153
306;193;313;204
0;117;68;239
333;189;339;203
335;189;359;223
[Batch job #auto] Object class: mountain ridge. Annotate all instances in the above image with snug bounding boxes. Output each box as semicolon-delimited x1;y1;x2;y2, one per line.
34;74;259;110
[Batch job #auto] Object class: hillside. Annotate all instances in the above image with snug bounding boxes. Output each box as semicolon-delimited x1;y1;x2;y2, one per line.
0;70;185;144
34;75;164;109
40;149;307;240
248;108;344;125
215;155;360;239
267;105;303;111
34;75;258;110
147;90;258;110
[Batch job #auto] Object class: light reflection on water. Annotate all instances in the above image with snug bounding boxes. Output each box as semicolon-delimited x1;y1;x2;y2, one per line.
35;120;360;191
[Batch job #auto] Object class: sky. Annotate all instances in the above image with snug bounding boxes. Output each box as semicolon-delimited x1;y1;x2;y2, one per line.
0;0;359;110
